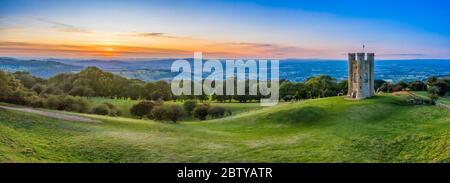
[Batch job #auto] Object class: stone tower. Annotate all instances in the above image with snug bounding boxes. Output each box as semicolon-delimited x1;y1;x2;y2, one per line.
347;53;375;99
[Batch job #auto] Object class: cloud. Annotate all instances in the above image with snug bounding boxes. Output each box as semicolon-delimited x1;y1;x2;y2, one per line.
117;32;192;40
36;18;95;34
228;42;277;48
137;32;165;37
0;40;335;59
0;41;194;58
219;42;321;56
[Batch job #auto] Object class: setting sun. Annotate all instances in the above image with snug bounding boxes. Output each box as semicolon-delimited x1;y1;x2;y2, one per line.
104;47;115;52
101;47;116;57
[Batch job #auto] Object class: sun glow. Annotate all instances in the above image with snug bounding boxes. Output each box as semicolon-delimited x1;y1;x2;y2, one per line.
102;47;116;57
104;48;115;52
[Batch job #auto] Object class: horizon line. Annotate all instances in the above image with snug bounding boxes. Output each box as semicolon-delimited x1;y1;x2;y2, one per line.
2;56;450;62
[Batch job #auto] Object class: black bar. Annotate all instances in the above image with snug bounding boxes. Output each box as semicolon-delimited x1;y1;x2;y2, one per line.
0;163;449;182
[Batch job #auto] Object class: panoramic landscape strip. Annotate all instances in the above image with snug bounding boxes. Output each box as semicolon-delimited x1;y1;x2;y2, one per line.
1;0;450;181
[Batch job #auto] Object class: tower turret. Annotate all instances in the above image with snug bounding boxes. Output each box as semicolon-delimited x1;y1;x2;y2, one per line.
347;52;375;99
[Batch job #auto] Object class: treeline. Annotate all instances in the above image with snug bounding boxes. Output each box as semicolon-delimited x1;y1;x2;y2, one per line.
1;67;449;108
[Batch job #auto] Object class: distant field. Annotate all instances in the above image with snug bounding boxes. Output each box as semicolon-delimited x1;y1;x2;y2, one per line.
412;91;450;105
1;94;449;163
89;97;264;119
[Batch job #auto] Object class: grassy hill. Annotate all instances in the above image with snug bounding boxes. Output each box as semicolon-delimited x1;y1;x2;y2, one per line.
0;57;82;78
1;94;449;162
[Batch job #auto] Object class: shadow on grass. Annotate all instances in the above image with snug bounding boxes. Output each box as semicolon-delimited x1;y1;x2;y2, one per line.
263;106;327;125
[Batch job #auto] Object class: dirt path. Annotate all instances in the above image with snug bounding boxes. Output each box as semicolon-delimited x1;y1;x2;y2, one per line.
0;105;101;123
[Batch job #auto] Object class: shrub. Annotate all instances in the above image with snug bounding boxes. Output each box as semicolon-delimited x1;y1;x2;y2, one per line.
27;96;44;108
193;104;209;120
183;100;197;115
428;86;440;104
5;90;30;105
207;106;227;118
165;105;184;123
282;95;294;102
43;95;63;110
91;102;119;116
392;84;404;92
62;96;91;113
150;106;166;121
92;104;111;115
103;102;120;116
130;101;156;118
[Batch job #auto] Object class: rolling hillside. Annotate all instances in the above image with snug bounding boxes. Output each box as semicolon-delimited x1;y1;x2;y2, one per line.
0;94;449;162
0;57;82;78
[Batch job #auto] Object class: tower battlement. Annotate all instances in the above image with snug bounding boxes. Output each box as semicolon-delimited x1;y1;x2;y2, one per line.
347;53;375;99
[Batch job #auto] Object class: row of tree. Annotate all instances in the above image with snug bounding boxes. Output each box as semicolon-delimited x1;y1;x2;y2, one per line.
128;100;230;122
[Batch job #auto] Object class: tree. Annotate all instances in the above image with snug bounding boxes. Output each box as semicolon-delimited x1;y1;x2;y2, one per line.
12;71;46;89
193;104;209;120
0;71;12;100
207;106;226;118
280;81;296;100
305;75;337;98
408;80;426;91
433;80;448;96
183;100;197;115
31;83;45;95
69;85;94;97
125;82;145;100
378;82;393;93
42;85;64;95
144;81;172;100
337;80;348;95
130;101;156;118
211;94;228;103
74;67;118;97
374;80;387;92
165;105;184;123
293;82;307;100
396;81;408;89
48;73;77;93
427;86;440;104
427;76;438;87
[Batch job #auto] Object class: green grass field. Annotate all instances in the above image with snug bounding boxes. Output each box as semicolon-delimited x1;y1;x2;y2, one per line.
412;91;450;105
1;94;449;162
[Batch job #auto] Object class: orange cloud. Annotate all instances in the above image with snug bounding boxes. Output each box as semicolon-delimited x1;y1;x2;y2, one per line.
0;40;332;59
0;41;195;58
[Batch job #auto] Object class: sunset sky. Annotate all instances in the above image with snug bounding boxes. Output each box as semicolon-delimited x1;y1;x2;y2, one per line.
1;0;450;59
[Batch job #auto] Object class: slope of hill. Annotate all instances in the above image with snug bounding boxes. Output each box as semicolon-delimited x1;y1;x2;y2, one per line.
0;57;82;78
0;94;449;162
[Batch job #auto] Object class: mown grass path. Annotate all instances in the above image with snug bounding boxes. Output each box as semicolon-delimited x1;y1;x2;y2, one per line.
0;105;100;123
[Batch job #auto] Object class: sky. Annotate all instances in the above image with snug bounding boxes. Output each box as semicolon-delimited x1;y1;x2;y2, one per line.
0;0;450;60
